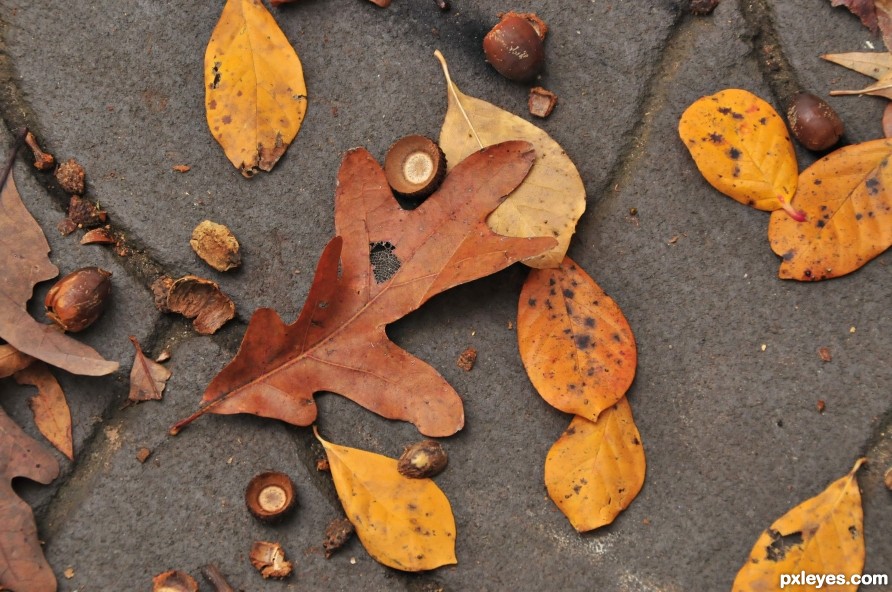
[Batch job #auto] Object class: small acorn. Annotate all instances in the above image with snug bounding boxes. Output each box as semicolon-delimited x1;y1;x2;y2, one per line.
45;267;112;332
483;13;545;82
397;440;448;479
383;135;446;200
787;92;844;151
245;471;297;522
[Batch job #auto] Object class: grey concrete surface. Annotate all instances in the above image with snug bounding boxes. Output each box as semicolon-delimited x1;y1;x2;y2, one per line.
0;0;888;590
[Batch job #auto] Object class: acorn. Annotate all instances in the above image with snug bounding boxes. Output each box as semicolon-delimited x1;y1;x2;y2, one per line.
483;13;545;82
397;440;448;479
245;471;297;522
45;267;112;332
383;135;446;200
787;92;844;151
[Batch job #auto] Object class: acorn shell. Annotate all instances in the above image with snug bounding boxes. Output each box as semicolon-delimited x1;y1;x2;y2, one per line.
245;471;297;522
383;135;447;199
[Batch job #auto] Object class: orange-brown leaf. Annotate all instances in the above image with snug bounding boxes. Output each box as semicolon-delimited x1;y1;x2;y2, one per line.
0;173;118;376
14;361;73;460
0;344;34;378
173;142;556;437
544;399;645;532
128;336;172;402
678;89;801;217
517;257;636;422
732;458;866;591
768;138;892;280
0;405;59;592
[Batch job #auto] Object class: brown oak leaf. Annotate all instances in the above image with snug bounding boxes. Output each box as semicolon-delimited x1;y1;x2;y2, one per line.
128;336;172;402
173;141;556;437
0;174;118;376
0;405;60;592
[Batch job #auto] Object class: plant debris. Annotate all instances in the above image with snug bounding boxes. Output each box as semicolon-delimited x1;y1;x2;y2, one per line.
44;267;112;333
397;440;448;479
323;517;355;558
54;158;85;195
136;447;152;463
249;541;293;579
528;87;558;118
173;164;191;173
456;347;477;371
59;195;107;235
245;471;297;522
128;336;172;402
24;131;54;171
818;346;833;362
190;220;241;272
200;564;236;592
316;458;330;472
689;0;720;15
80;227;116;245
152;275;236;335
152;569;199;592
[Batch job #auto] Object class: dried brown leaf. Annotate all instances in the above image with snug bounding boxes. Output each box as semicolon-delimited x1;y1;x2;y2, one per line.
128;336;172;402
14;361;74;460
0;343;34;378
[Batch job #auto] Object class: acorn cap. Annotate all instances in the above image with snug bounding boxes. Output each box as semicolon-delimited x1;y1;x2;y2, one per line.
383;135;447;199
245;471;297;522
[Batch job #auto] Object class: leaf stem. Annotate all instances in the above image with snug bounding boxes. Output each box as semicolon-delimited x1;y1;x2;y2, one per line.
777;195;806;222
434;50;484;150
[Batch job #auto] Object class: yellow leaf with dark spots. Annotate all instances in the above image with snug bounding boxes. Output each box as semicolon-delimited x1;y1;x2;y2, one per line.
205;0;307;177
768;138;892;281
544;399;645;532
732;458;867;592
518;257;636;422
315;428;457;572
679;89;802;219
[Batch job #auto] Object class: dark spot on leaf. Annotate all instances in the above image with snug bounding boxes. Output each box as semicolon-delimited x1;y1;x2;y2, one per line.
865;177;880;195
816;220;825;228
747;199;755;206
575;334;592;349
222;115;232;125
211;62;222;89
548;278;556;286
527;297;537;307
718;107;732;115
545;300;553;310
612;333;622;342
766;530;803;562
572;484;582;494
728;147;741;160
566;426;576;436
849;525;858;538
731;112;744;120
369;241;400;283
856;213;863;220
814;179;822;185
584;317;595;328
804;269;812;278
708;132;724;143
759;117;767;125
733;166;741;178
781;250;795;261
549;288;557;296
563;288;575;299
632;437;640;445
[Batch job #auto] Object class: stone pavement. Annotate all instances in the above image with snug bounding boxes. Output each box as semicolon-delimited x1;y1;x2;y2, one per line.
0;0;889;590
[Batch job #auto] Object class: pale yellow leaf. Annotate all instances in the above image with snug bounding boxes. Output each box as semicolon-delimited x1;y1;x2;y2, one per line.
732;458;867;592
821;51;892;79
315;428;457;572
435;50;585;269
544;398;645;532
828;71;892;100
205;0;307;177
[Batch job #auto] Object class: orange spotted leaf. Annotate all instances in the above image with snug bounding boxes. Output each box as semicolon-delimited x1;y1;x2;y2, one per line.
544;398;646;532
679;89;803;220
517;257;636;422
768;138;892;281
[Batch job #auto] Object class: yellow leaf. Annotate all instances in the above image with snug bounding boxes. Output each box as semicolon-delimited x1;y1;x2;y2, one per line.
732;459;867;592
315;428;457;572
205;0;307;177
822;51;892;80
517;257;636;422
435;50;585;269
678;89;803;219
544;399;645;532
768;138;892;280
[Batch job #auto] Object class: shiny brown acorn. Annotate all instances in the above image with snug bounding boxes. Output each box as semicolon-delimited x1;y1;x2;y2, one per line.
483;14;545;82
45;267;112;332
787;92;844;151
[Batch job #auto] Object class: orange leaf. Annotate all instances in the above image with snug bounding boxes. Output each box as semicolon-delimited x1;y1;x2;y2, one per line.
768;138;892;280
14;361;73;460
544;398;645;532
128;336;172;402
678;89;803;219
0;344;33;378
172;142;556;437
732;458;866;591
517;257;636;422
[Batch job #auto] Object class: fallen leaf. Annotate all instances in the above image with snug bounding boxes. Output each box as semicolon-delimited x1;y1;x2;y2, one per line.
0;174;118;375
0;343;34;378
172;141;555;437
14;361;74;460
249;541;293;579
829;71;892;99
518;257;636;422
822;51;892;79
732;458;866;591
205;0;307;177
436;51;585;269
315;428;457;571
0;405;60;592
830;0;892;51
128;336;172;402
678;89;803;220
768;138;892;280
544;398;645;532
884;102;892;136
